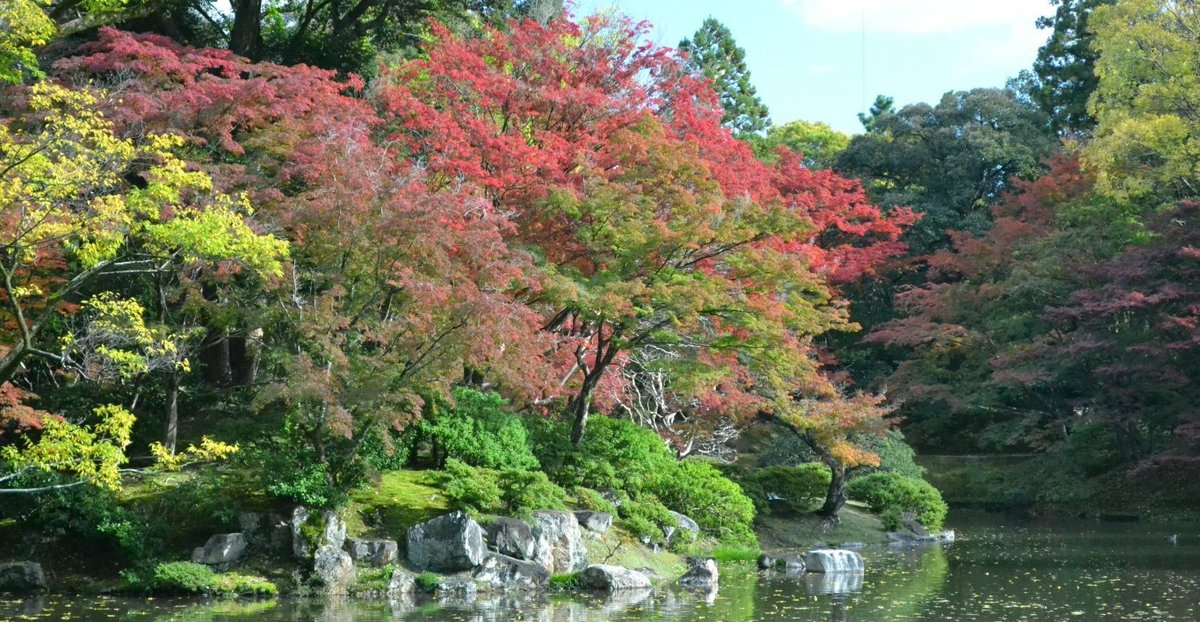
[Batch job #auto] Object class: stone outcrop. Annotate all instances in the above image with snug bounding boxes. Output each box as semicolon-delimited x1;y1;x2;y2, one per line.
485;517;537;561
387;567;417;600
344;538;398;567
472;553;551;591
290;506;312;560
190;533;247;572
578;564;652;591
805;549;865;573
531;510;587;574
574;511;612;536
667;511;700;544
0;562;46;593
313;544;355;593
677;556;719;588
407;511;486;572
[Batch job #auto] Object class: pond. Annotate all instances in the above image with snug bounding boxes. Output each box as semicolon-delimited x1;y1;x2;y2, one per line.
3;511;1197;621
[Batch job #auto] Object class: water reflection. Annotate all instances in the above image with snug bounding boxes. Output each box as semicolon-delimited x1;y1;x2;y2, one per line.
3;515;1199;621
805;571;863;595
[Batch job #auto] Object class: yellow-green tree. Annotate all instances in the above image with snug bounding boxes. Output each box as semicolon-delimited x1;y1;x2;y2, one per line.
1;81;285;491
1087;0;1200;203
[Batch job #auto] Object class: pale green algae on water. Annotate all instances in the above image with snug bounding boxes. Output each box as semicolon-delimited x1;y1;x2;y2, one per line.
2;511;1198;621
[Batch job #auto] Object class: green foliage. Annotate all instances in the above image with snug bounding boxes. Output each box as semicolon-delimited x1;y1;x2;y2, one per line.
752;120;849;168
0;0;54;84
710;544;762;562
243;436;337;508
414;388;538;470
846;472;948;532
572;487;617;514
152;562;276;597
751;463;831;516
650;459;757;546
415;572;440;593
858;431;926;479
438;459;502;515
528;415;674;494
617;498;677;544
210;573;278;597
680;17;770;135
153;562;215;594
548;572;581;591
1030;0;1114;133
499;469;566;516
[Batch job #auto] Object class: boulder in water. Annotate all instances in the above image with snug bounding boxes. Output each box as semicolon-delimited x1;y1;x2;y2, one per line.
0;562;46;592
805;549;864;573
472;553;551;590
579;565;651;591
678;556;719;588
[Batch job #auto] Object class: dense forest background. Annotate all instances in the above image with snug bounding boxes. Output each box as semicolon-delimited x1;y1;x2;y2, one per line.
2;0;1199;569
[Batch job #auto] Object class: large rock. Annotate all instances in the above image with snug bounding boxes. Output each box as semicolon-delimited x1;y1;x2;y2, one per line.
485;517;537;560
344;538;398;567
290;506;312;560
579;565;651;591
574;511;613;536
313;545;355;593
756;553;804;570
407;511;486;572
0;562;46;592
472;553;551;591
668;511;700;543
531;510;587;574
321;510;347;550
387;567;418;600
805;549;865;573
191;533;247;572
678;556;719;588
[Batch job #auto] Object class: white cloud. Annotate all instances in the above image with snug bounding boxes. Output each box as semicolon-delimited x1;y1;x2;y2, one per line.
780;0;1048;34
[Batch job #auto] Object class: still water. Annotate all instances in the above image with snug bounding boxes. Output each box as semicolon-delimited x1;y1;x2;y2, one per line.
3;512;1197;621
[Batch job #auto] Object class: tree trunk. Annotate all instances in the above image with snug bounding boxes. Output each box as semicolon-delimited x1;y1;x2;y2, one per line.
229;0;263;59
817;462;847;518
568;371;603;445
163;370;180;454
202;328;233;385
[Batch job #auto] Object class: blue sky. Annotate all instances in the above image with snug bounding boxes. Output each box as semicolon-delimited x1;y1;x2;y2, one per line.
574;0;1054;134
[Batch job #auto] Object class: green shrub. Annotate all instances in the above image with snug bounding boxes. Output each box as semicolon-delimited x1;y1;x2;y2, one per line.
549;572;581;591
846;472;948;532
710;544;762;562
153;562;215;594
439;459;502;514
650;459;757;546
211;573;278;597
572;487;617;514
528;415;675;494
752;463;831;516
500;469;567;516
414;388;539;470
416;572;440;592
853;431;926;479
617;498;677;544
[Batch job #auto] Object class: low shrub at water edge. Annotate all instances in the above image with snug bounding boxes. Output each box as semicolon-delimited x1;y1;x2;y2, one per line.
416;571;440;592
153;561;215;594
710;544;762;562
152;561;277;597
846;472;948;532
549;572;581;591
